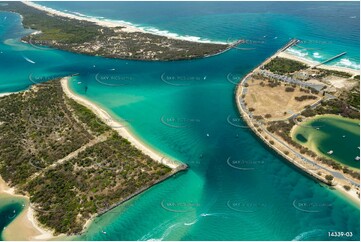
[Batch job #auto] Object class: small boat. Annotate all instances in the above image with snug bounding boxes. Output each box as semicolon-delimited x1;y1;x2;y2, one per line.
206;133;210;137
355;156;360;161
77;82;82;84
342;135;346;138
315;127;320;130
101;230;107;234
327;150;333;155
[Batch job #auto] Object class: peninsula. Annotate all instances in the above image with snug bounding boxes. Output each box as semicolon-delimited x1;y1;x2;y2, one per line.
0;1;233;61
0;78;186;239
236;39;360;202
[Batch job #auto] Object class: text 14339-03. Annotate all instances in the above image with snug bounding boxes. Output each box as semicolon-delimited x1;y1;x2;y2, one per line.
328;232;353;237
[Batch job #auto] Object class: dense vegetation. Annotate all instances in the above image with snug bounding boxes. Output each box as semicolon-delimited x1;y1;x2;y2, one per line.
294;95;317;102
264;57;308;74
0;82;92;186
343;85;360;110
315;68;353;78
301;99;359;119
0;81;178;235
0;2;229;61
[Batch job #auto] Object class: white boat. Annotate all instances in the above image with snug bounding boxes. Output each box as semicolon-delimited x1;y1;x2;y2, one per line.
327;150;333;155
355;156;360;161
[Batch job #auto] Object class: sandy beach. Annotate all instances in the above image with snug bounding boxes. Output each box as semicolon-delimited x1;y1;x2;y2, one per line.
22;1;223;44
279;51;360;76
22;1;140;33
0;177;59;241
61;77;181;169
0;92;17;98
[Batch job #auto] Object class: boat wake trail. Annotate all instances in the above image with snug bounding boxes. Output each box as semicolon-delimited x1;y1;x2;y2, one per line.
292;229;325;241
23;56;36;64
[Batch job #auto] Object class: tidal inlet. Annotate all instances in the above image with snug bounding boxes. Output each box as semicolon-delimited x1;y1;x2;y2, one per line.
0;1;360;241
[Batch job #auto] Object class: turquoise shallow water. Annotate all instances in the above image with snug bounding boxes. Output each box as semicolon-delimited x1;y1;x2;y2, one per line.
292;116;360;169
0;2;360;241
0;195;26;241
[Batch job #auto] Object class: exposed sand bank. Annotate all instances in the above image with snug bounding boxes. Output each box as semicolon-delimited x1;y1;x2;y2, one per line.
0;177;59;241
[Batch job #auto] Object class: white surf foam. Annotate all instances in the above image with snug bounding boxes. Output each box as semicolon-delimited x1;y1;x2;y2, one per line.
34;2;226;44
334;58;360;70
286;48;309;58
286;47;360;71
312;52;322;59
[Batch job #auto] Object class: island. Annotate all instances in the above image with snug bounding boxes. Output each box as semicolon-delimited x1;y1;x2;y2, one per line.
0;1;235;61
236;39;360;201
0;78;187;238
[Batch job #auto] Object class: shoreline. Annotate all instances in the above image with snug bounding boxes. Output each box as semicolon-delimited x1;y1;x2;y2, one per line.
22;1;225;45
61;77;181;170
61;76;186;235
0;178;59;241
279;51;360;77
235;40;360;205
0;92;18;98
21;1;140;33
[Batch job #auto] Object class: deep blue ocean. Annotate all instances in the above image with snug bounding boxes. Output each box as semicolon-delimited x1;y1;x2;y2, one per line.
0;1;360;241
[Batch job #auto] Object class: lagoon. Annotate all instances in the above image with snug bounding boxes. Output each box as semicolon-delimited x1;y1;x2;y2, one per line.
292;115;360;169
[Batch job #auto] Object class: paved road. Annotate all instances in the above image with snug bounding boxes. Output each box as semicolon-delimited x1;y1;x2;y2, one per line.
238;77;359;187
